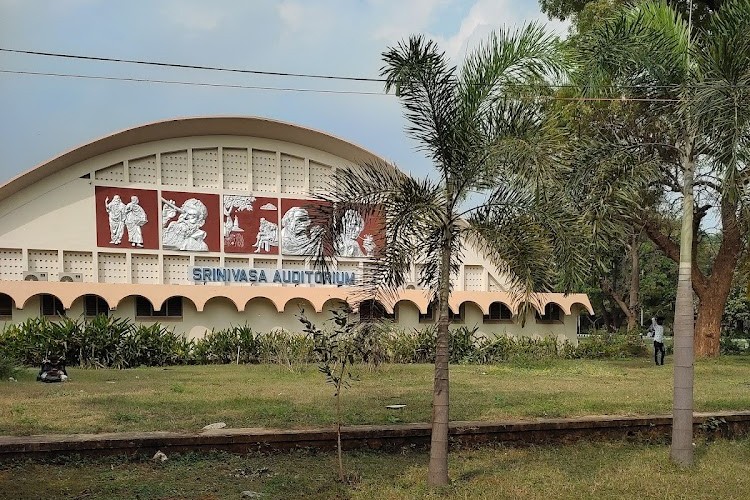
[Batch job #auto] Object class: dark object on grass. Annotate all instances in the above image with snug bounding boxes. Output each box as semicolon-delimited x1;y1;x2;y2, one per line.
36;356;68;383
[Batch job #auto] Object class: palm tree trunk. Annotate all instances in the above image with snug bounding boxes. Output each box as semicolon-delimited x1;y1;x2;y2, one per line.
671;144;695;466
427;235;452;486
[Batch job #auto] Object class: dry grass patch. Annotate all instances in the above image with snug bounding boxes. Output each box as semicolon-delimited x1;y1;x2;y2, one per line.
2;438;750;499
1;357;749;435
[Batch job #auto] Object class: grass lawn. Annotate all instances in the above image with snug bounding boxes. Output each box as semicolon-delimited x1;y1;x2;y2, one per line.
2;438;750;499
1;357;750;436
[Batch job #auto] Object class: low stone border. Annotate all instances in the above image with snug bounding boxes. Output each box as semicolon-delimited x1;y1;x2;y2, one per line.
1;411;748;461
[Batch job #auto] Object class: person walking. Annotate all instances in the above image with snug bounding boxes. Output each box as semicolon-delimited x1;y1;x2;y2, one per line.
650;316;666;365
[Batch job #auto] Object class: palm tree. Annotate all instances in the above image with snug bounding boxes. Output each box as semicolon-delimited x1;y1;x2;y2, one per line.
309;26;586;486
576;0;750;466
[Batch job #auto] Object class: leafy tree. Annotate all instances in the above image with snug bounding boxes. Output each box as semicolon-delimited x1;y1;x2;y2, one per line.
308;27;585;486
541;0;722;28
574;0;750;466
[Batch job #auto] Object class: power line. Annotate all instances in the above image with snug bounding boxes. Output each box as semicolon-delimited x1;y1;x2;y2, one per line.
0;47;386;83
0;46;707;91
0;69;387;96
0;69;685;102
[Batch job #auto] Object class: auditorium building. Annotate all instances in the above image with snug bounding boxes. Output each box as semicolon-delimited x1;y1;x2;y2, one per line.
0;117;592;342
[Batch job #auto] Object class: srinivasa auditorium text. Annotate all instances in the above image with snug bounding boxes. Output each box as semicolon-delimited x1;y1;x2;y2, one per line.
191;267;357;285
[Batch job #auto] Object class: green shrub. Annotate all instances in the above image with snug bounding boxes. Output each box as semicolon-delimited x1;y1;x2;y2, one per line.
449;326;479;363
567;331;648;359
0;354;19;379
720;336;750;355
193;324;262;364
257;330;314;366
384;326;436;363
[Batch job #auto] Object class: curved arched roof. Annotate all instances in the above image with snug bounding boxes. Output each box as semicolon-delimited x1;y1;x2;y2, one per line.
0;116;386;201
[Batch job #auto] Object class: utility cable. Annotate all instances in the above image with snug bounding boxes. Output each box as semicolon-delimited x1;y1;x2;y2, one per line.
0;47;386;82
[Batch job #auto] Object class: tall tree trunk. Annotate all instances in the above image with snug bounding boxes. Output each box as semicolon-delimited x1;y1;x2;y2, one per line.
628;233;640;331
600;278;636;330
427;227;452;486
693;197;742;357
643;194;743;358
671;142;695;467
694;292;725;357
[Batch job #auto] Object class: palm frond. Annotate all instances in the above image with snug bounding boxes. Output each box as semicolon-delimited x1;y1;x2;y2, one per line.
307;160;446;302
381;36;460;174
464;183;589;320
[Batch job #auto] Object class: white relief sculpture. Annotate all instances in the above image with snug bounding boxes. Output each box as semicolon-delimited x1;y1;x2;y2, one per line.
162;197;209;251
336;209;365;257
281;206;318;255
104;195;126;244
223;195;254;248
124;196;147;247
362;234;377;257
252;217;279;253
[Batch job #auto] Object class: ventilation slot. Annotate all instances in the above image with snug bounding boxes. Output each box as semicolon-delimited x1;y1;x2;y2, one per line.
98;252;127;283
223;148;249;189
193;148;220;188
163;254;191;284
63;251;94;282
129;155;157;184
131;254;159;284
161;150;189;186
464;265;484;291
252;150;277;193
488;274;505;292
309;161;332;194
94;162;125;183
0;248;24;280
280;154;305;194
28;250;59;281
195;256;221;268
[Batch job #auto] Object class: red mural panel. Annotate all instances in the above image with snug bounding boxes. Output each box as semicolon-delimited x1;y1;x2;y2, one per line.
359;206;386;258
223;195;280;255
95;186;159;250
336;205;385;258
161;191;221;252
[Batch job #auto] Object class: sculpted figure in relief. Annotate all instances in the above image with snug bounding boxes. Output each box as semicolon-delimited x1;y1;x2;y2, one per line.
162;198;209;252
281;206;317;255
124;196;147;247
336;209;365;257
252;217;279;253
105;195;126;244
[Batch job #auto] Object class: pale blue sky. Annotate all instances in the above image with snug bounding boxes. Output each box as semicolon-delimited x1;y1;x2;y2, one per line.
0;0;565;184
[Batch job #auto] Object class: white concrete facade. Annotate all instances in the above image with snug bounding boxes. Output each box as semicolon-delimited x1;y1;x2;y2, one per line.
0;117;592;343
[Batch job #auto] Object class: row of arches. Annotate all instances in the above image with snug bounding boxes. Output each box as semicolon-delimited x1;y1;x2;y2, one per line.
0;292;588;320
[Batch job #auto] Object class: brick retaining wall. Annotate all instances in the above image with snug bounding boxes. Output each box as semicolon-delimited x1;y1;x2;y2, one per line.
1;411;748;461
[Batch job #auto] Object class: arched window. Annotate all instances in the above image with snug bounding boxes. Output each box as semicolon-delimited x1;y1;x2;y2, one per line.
419;301;436;323
136;296;183;319
536;303;563;323
484;302;512;322
84;295;109;317
359;300;394;321
40;294;65;317
0;293;13;319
